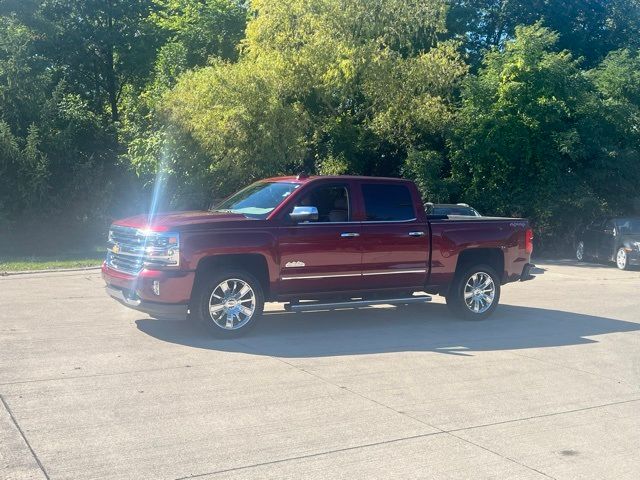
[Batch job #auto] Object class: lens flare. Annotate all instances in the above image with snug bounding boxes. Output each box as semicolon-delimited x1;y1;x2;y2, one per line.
146;153;169;229
134;153;169;291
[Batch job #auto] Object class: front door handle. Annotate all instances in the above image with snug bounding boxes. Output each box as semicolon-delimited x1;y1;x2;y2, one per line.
409;231;425;237
341;232;360;238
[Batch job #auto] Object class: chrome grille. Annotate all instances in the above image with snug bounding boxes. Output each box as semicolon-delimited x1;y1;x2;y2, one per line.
110;225;144;247
106;251;144;274
106;225;144;274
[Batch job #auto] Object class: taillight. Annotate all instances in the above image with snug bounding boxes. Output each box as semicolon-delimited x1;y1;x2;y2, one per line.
525;228;534;255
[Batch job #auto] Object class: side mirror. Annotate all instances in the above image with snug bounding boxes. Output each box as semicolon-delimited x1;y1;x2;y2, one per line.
289;206;318;223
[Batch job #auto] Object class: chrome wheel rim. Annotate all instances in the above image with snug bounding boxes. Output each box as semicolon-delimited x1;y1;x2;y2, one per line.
576;242;584;261
208;279;256;330
616;249;627;269
463;272;495;314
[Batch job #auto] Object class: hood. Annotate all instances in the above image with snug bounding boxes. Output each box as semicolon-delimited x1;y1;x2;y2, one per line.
112;210;253;232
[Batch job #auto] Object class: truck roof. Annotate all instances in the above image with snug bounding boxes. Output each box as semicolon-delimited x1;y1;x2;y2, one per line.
261;175;414;184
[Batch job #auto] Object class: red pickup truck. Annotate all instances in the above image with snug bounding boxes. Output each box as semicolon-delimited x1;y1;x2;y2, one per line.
102;175;536;337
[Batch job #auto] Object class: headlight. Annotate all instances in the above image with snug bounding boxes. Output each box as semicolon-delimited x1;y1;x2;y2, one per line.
108;226;180;272
140;231;180;268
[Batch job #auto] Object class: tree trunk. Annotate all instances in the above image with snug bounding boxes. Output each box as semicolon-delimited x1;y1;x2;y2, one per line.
105;7;118;123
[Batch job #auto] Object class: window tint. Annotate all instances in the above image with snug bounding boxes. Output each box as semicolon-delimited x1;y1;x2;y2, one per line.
618;219;640;234
295;185;350;222
362;184;415;221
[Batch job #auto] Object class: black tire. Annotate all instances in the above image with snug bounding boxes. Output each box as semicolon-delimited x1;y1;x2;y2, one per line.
446;264;501;320
191;269;264;338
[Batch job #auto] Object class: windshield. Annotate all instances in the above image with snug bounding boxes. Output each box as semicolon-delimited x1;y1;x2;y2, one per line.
212;181;300;218
617;219;640;234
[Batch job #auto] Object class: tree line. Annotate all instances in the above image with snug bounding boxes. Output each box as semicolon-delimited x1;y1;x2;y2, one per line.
1;0;639;253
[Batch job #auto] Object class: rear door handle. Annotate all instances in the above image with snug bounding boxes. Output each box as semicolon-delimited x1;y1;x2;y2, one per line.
341;232;360;238
409;231;425;237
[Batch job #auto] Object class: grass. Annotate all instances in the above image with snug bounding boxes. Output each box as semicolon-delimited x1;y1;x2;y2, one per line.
0;250;105;273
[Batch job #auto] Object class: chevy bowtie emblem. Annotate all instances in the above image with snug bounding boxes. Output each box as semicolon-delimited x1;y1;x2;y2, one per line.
112;244;120;254
285;261;305;268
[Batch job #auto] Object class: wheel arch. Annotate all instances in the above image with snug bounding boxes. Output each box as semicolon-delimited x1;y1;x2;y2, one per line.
193;253;271;300
454;248;505;283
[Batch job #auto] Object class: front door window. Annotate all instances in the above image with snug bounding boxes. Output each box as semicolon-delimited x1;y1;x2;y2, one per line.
295;185;350;223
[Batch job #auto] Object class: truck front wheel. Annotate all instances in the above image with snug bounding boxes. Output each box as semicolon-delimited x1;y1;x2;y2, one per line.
446;264;501;320
192;269;264;338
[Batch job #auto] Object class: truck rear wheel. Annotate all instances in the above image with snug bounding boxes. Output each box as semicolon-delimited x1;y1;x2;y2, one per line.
446;264;501;320
192;269;264;338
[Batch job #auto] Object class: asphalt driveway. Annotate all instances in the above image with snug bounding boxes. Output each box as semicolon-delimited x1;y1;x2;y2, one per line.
1;261;639;479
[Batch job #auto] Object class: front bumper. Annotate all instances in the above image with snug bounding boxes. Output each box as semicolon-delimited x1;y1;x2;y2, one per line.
520;263;542;281
102;262;195;319
105;285;189;318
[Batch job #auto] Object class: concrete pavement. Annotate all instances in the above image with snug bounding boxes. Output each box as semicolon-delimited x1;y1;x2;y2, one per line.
1;262;639;479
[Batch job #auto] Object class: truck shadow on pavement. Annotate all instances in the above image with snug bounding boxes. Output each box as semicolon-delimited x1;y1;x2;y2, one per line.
135;303;640;358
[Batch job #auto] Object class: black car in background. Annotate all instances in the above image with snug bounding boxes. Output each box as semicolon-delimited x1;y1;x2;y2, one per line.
426;203;482;217
576;217;640;270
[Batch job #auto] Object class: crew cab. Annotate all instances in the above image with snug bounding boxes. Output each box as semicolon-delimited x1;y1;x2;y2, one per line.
102;175;536;337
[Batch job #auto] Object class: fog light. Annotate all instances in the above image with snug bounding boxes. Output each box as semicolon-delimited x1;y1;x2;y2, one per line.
152;280;160;296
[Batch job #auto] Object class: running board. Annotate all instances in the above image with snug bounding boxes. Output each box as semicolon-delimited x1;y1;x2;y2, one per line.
287;295;431;312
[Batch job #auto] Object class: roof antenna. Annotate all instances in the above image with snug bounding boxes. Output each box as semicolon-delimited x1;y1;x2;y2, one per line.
296;171;309;180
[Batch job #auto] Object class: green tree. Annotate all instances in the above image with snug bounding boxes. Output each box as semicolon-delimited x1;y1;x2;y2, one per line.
451;24;610;248
161;0;466;201
446;0;640;68
587;49;640;214
151;0;247;65
163;57;309;199
6;0;162;122
2;0;639;256
0;121;48;222
0;14;50;135
119;1;247;209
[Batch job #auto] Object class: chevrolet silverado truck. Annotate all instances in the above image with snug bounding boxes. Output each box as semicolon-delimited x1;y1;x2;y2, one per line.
102;175;536;337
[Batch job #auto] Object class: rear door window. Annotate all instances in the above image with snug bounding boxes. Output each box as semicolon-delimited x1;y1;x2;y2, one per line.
361;184;415;221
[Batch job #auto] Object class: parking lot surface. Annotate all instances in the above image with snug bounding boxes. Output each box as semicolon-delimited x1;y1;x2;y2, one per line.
1;261;639;479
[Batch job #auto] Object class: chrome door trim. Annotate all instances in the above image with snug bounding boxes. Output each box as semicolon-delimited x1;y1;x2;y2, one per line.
361;218;418;224
281;268;426;280
362;269;427;276
281;272;361;280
